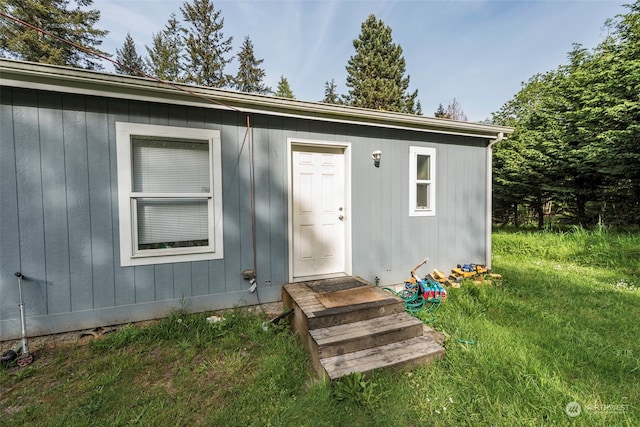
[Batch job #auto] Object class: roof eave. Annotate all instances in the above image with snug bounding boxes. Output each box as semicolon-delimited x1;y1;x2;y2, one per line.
0;59;513;140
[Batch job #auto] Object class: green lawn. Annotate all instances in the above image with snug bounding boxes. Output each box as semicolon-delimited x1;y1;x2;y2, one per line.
1;229;639;426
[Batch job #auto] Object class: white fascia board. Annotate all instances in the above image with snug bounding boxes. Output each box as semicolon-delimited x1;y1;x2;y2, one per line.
0;59;513;141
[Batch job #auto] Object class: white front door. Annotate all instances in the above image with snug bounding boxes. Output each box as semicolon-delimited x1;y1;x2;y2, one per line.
291;145;348;280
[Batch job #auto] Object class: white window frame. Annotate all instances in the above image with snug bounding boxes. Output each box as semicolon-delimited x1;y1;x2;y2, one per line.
116;122;223;266
409;146;436;217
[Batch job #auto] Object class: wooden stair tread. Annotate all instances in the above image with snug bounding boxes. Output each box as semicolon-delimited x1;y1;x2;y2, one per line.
282;277;446;380
320;334;445;380
284;281;404;330
309;312;422;345
284;281;402;320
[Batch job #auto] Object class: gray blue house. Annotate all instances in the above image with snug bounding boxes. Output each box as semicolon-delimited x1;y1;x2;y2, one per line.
0;59;512;340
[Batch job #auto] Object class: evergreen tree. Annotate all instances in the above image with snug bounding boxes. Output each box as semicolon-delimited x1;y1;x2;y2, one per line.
146;14;183;81
180;0;233;87
493;71;565;227
492;1;640;227
115;33;146;75
322;78;340;104
233;35;270;94
434;103;448;118
415;99;423;115
578;3;640;225
274;75;294;98
0;0;108;69
344;14;418;113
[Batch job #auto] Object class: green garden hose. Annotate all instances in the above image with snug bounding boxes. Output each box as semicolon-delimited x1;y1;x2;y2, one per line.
383;286;442;315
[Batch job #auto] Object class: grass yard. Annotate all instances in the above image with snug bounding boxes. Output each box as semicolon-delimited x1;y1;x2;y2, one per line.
1;228;639;426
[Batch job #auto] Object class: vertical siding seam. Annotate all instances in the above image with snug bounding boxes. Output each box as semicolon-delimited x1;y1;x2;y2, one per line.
108;99;118;306
236;116;243;292
83;96;95;310
266;128;272;280
61;96;72;311
105;99;116;307
36;92;49;314
10;89;22;274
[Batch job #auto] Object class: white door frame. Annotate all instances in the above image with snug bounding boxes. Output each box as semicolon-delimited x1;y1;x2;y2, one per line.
287;138;352;282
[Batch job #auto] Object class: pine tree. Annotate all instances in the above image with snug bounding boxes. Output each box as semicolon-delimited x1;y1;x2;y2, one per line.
233;36;270;94
0;0;108;69
491;1;640;227
180;0;233;87
415;99;423;115
274;75;294;98
322;78;340;104
146;14;183;81
115;33;146;75
344;14;418;113
434;103;448;118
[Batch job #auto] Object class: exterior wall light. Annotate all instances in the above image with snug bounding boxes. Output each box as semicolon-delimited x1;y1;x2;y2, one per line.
372;150;382;167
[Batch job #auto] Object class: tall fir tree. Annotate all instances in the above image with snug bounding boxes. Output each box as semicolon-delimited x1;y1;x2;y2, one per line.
274;75;294;98
115;33;146;75
434;103;448;118
344;14;418;114
580;1;640;225
0;0;108;69
322;78;340;104
146;13;183;81
180;0;233;87
233;35;270;94
415;99;423;115
492;1;640;228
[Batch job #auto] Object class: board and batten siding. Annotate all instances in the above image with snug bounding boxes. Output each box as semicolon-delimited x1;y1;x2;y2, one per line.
1;86;488;339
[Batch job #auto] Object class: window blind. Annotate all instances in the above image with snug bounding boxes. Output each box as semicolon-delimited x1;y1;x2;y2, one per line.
131;137;211;247
132;138;210;193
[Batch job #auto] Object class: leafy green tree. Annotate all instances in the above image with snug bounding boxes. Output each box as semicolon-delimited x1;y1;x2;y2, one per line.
0;0;108;69
180;0;233;87
115;32;145;75
274;75;294;98
233;35;270;94
322;78;340;104
146;13;183;81
344;14;418;114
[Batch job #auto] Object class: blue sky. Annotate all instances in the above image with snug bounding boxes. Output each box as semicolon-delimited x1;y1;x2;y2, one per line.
91;0;627;122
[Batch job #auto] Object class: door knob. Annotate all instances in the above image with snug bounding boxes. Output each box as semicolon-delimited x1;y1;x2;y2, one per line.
338;215;344;221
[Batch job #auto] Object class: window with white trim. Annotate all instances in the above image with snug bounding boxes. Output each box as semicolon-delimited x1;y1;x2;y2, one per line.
116;122;223;266
409;146;436;216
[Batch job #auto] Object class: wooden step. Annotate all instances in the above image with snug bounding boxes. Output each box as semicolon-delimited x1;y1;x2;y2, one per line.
283;280;405;330
309;312;424;359
282;277;446;380
320;333;445;381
